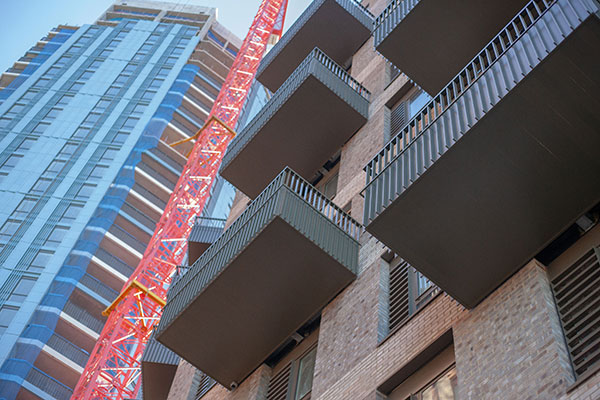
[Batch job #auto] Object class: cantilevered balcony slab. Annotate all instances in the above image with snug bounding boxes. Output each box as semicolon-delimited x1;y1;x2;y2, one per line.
222;48;370;199
141;333;179;400
156;168;359;388
364;0;600;309
374;0;530;94
188;217;226;265
257;0;373;92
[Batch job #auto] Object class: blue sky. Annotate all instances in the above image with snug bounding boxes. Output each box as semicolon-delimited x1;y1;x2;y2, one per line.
0;0;312;74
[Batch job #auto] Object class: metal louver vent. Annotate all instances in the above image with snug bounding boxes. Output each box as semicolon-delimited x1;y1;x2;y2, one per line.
266;362;291;400
390;101;407;138
552;247;600;377
389;259;410;333
195;372;216;399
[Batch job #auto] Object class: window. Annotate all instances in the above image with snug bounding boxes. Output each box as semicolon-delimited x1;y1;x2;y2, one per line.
98;49;112;58
31;178;52;194
100;147;119;162
295;347;317;400
385;256;440;337
89;60;102;70
7;103;25;115
42;160;66;178
112;132;129;144
59;204;83;223
321;172;338;200
8;277;36;303
149;78;164;89
121;117;138;130
34;78;51;89
416;367;457;400
20;90;37;102
58;143;78;158
88;165;107;181
17;138;35;151
56;94;74;106
79;70;94;81
105;86;120;97
32;122;50;134
141;90;156;101
69;82;84;92
0;118;11;129
76;183;96;199
0;219;20;245
266;344;318;400
29;250;53;272
408;91;432;119
83;112;101;125
44;108;61;120
0;155;23;176
131;104;146;116
0;306;18;335
381;338;456;400
44;226;69;247
13;198;36;219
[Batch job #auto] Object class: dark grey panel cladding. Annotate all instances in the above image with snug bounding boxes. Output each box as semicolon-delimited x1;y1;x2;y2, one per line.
364;0;600;225
221;47;370;176
157;167;361;334
257;0;373;92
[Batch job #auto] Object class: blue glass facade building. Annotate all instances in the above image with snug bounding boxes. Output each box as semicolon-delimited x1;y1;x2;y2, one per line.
0;4;249;398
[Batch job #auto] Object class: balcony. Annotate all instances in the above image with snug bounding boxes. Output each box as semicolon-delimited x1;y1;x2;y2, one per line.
221;48;370;199
25;366;73;400
141;332;180;400
188;217;226;264
363;0;600;308
374;0;530;94
256;0;373;92
156;168;360;388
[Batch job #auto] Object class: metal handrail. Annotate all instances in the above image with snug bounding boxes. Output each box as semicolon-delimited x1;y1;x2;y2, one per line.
47;332;90;367
120;202;158;231
79;273;118;302
108;224;147;253
27;366;73;399
95;247;135;277
365;0;555;185
194;216;227;229
63;301;105;333
374;0;418;30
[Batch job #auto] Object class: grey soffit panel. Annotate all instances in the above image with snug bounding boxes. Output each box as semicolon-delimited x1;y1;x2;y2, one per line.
257;0;373;92
156;168;360;388
221;48;369;199
364;0;600;308
374;0;529;94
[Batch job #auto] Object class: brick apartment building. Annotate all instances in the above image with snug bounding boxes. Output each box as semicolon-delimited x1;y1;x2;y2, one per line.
149;0;600;399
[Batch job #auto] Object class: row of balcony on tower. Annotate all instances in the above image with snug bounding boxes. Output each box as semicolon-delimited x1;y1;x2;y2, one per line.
150;0;600;395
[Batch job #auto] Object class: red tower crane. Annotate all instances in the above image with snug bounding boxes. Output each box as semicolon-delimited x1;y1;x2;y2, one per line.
72;1;288;398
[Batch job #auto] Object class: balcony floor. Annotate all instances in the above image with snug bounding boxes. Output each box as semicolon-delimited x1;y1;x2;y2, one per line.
157;216;355;387
368;15;600;308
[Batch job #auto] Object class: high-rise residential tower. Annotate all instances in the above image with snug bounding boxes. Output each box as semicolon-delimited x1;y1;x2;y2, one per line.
0;2;263;399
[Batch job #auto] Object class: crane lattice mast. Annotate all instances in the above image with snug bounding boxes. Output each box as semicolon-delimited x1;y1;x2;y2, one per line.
72;1;288;398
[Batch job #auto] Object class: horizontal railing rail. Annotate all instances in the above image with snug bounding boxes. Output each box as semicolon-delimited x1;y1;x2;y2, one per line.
79;273;118;302
94;247;135;277
26;366;73;399
131;183;167;209
108;224;148;254
374;0;419;32
63;301;105;333
119;201;158;231
47;332;89;367
366;0;557;186
312;47;371;100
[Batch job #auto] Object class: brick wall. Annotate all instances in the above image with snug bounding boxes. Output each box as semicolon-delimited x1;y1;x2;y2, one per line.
168;360;198;400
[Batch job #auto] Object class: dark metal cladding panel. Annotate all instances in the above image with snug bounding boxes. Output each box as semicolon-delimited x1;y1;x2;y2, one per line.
257;0;373;92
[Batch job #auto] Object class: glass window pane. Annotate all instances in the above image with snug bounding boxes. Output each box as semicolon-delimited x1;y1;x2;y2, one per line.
29;250;53;271
295;347;317;400
8;278;36;303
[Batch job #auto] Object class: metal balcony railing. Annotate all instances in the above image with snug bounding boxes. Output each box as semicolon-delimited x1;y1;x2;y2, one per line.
161;167;361;327
63;301;105;333
26;366;73;399
364;0;576;223
120;201;158;231
373;0;419;47
79;273;118;303
131;183;167;209
108;224;148;254
95;247;135;277
223;47;370;175
47;332;90;367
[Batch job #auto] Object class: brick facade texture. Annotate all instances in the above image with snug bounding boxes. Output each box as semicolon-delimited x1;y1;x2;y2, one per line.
164;0;600;398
